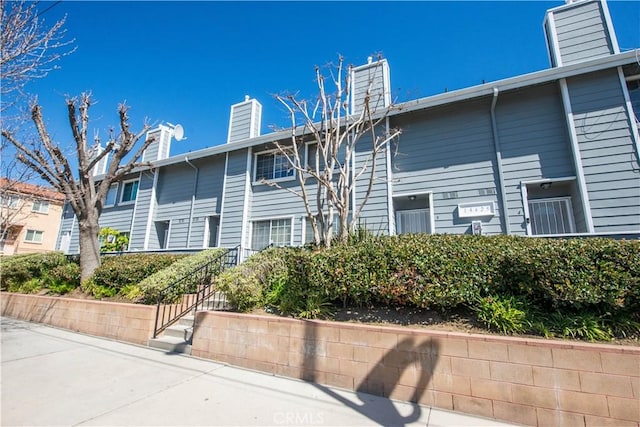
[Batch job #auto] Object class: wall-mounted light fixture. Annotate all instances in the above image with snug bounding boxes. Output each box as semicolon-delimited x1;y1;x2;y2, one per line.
408;195;417;201
540;182;552;190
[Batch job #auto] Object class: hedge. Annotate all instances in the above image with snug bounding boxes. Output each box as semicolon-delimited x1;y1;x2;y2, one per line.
136;248;227;303
0;252;67;291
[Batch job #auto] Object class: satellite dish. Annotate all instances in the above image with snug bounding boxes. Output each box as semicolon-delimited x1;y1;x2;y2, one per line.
173;124;184;141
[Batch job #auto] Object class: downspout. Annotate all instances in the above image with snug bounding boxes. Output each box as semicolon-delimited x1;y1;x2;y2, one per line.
185;157;199;248
490;87;511;234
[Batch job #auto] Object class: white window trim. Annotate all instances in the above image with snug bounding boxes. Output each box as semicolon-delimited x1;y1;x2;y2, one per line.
104;182;119;207
31;199;50;214
252;149;296;185
520;177;578;236
250;215;295;248
119;178;139;205
24;229;44;244
392;191;435;235
2;195;19;208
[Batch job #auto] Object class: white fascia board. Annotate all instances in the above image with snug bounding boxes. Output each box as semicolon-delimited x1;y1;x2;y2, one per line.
148;51;639;170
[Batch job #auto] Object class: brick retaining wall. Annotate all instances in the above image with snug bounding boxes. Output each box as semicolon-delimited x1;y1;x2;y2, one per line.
1;293;156;345
192;310;640;427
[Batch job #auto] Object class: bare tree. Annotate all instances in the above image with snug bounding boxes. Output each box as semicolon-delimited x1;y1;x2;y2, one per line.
1;94;154;281
263;56;401;247
1;0;75;108
1;0;75;245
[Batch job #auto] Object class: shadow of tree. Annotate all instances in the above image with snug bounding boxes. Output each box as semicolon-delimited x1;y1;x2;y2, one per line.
303;320;439;426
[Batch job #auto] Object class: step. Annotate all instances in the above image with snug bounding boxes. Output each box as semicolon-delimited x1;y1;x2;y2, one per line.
148;335;192;354
163;323;193;342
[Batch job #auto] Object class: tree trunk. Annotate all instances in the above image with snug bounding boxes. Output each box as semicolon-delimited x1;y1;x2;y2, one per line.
77;213;101;283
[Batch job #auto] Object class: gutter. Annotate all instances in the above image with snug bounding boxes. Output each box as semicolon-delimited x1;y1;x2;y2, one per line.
185;157;199;248
489;88;511;235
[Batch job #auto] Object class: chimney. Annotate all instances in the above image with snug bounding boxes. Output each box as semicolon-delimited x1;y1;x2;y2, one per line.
89;144;108;177
543;0;619;67
227;96;262;144
350;57;391;116
142;125;172;162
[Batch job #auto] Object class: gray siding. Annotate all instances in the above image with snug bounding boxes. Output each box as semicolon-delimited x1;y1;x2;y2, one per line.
219;150;249;247
142;129;161;163
228;101;260;143
56;202;79;254
99;204;135;234
497;83;576;235
567;69;640;231
129;171;154;250
351;61;389;115
391;98;502;235
354;133;390;234
552;0;614;65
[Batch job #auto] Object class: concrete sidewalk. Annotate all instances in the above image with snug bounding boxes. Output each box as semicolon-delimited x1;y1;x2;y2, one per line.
1;317;517;426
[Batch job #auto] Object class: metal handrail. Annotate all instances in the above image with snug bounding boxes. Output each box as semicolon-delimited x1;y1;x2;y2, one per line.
152;246;239;338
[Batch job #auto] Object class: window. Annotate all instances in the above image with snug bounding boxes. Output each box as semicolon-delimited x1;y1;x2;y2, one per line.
254;152;294;182
304;215;335;244
31;200;50;214
251;218;292;250
105;183;118;206
24;229;44;243
528;197;575;235
120;180;139;203
1;195;19;208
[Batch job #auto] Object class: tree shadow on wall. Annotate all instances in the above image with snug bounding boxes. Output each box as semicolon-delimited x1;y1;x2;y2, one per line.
303;321;439;427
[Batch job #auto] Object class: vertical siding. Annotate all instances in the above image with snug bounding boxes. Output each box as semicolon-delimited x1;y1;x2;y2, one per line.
129;171;154;250
567;69;640;232
552;0;614;65
497;83;576;234
391;98;502;235
219;150;249;247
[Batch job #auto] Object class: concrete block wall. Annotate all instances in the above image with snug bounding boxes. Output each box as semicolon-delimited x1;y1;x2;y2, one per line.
1;293;156;346
192;311;640;427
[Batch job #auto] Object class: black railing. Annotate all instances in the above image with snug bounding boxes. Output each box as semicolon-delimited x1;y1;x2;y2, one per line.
152;246;239;338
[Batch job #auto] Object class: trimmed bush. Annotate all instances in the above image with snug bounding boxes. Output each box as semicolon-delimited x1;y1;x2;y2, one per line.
215;248;289;312
88;253;186;298
137;248;227;303
226;234;639;340
1;252;67;291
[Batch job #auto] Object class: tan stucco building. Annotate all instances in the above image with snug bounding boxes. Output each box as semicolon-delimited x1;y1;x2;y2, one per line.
1;178;65;255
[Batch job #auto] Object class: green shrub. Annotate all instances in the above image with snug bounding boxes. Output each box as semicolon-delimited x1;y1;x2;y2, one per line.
1;252;67;291
8;277;44;294
216;248;289;312
98;227;130;252
44;262;81;294
473;295;529;335
136;248;227;303
90;253;186;296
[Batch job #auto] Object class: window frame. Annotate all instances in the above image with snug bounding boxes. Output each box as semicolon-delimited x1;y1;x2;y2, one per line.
250;216;294;250
1;195;19;208
24;229;44;243
31;199;50;214
119;179;139;205
104;182;119;207
253;149;295;184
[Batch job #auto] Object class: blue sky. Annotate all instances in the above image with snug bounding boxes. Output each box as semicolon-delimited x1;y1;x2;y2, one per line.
23;1;640;158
